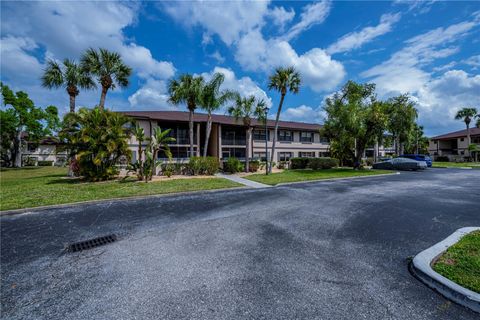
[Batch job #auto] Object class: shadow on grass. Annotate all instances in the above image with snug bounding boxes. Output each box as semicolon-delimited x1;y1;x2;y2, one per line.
0;166;43;172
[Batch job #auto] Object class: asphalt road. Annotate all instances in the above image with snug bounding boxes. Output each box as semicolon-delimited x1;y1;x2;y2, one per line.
1;169;479;320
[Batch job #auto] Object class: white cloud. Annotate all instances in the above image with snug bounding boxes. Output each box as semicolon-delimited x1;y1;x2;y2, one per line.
463;54;480;69
283;0;331;41
392;0;438;15
414;70;480;135
199;67;273;110
361;17;479;95
235;30;345;92
281;104;326;123
327;13;401;55
162;0;270;45
0;1;176;114
128;78;175;111
0;36;43;85
208;50;226;64
268;6;295;31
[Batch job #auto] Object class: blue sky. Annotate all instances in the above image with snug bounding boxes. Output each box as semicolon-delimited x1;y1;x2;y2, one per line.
1;1;479;136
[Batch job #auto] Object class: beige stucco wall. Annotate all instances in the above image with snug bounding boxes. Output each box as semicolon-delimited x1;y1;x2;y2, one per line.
22;144;67;164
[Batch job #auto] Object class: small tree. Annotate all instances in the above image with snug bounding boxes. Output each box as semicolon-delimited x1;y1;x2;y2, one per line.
268;66;301;173
168;74;204;157
60;107;131;180
42;59;95;113
0;83;60;167
385;94;418;155
148;127;175;181
468;144;478;163
323;81;388;168
81;48;132;110
132;124;146;180
228;95;266;172
455;107;478;157
200;73;236;157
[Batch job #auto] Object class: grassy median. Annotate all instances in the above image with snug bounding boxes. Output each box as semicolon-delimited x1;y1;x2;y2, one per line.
432;162;480;169
0;167;241;211
245;168;394;186
433;231;480;293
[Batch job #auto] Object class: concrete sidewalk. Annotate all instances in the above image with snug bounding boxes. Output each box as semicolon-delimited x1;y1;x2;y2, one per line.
215;173;271;188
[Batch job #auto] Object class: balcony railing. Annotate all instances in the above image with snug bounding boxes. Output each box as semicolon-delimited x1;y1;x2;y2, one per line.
222;138;246;145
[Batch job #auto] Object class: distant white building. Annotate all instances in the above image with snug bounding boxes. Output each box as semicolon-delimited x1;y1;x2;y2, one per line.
22;137;68;166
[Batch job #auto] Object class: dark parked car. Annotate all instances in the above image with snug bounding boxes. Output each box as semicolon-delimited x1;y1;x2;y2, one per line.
372;157;428;171
399;154;432;167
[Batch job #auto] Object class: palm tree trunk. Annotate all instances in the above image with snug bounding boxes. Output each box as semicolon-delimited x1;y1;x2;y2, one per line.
151;149;157;181
99;86;108;110
203;113;212;157
245;127;252;172
14;129;22;167
466;123;471;157
189;110;194;157
69;94;76;113
269;93;285;173
138;143;143;180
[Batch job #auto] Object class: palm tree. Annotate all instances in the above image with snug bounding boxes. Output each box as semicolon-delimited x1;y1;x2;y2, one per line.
475;114;480;128
80;48;132;110
42;59;95;113
267;66;301;172
168;74;205;157
200;73;236;157
132;124;146;180
149;127;175;180
455;107;478;156
228;95;266;172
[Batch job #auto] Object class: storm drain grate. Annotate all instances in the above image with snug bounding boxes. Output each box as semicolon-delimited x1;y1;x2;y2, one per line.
67;234;117;253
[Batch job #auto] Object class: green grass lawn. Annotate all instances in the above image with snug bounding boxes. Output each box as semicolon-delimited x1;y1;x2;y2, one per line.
0;167;241;211
432;162;480;168
245;168;394;186
433;231;480;293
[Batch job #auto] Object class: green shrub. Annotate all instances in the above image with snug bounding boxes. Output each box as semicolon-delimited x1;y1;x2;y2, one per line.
307;157;338;170
23;157;37;166
290;157;309;169
159;163;188;176
189;156;219;175
249;160;260;172
277;161;287;169
223;157;243;173
37;160;53;166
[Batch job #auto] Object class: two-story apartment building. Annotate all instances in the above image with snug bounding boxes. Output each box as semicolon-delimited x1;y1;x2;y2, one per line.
121;111;390;163
121;111;328;163
428;127;480;160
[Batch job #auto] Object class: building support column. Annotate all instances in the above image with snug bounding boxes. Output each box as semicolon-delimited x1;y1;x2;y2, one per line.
218;124;222;160
196;123;200;157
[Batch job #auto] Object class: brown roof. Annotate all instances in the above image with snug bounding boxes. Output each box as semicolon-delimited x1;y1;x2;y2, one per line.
119;111;323;131
431;127;480;140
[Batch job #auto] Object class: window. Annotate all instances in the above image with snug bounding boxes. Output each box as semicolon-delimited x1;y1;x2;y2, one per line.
460;138;464;141
27;143;37;152
253;152;269;161
278;152;292;161
299;152;315;158
222;147;245;159
319;136;329;143
278;130;293;142
300;132;313;143
222;126;246;145
472;137;480;144
253;129;269;141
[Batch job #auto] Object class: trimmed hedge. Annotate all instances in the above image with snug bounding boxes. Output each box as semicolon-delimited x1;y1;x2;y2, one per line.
249;160;260;172
436;156;449;162
37;160;54;166
308;157;338;170
189;156;219;175
224;157;243;173
290;157;309;169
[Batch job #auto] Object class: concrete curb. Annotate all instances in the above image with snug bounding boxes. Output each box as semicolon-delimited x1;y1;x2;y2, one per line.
0;185;248;217
410;227;480;313
274;171;400;187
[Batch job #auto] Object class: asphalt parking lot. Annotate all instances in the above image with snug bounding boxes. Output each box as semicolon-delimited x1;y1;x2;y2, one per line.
1;168;479;319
